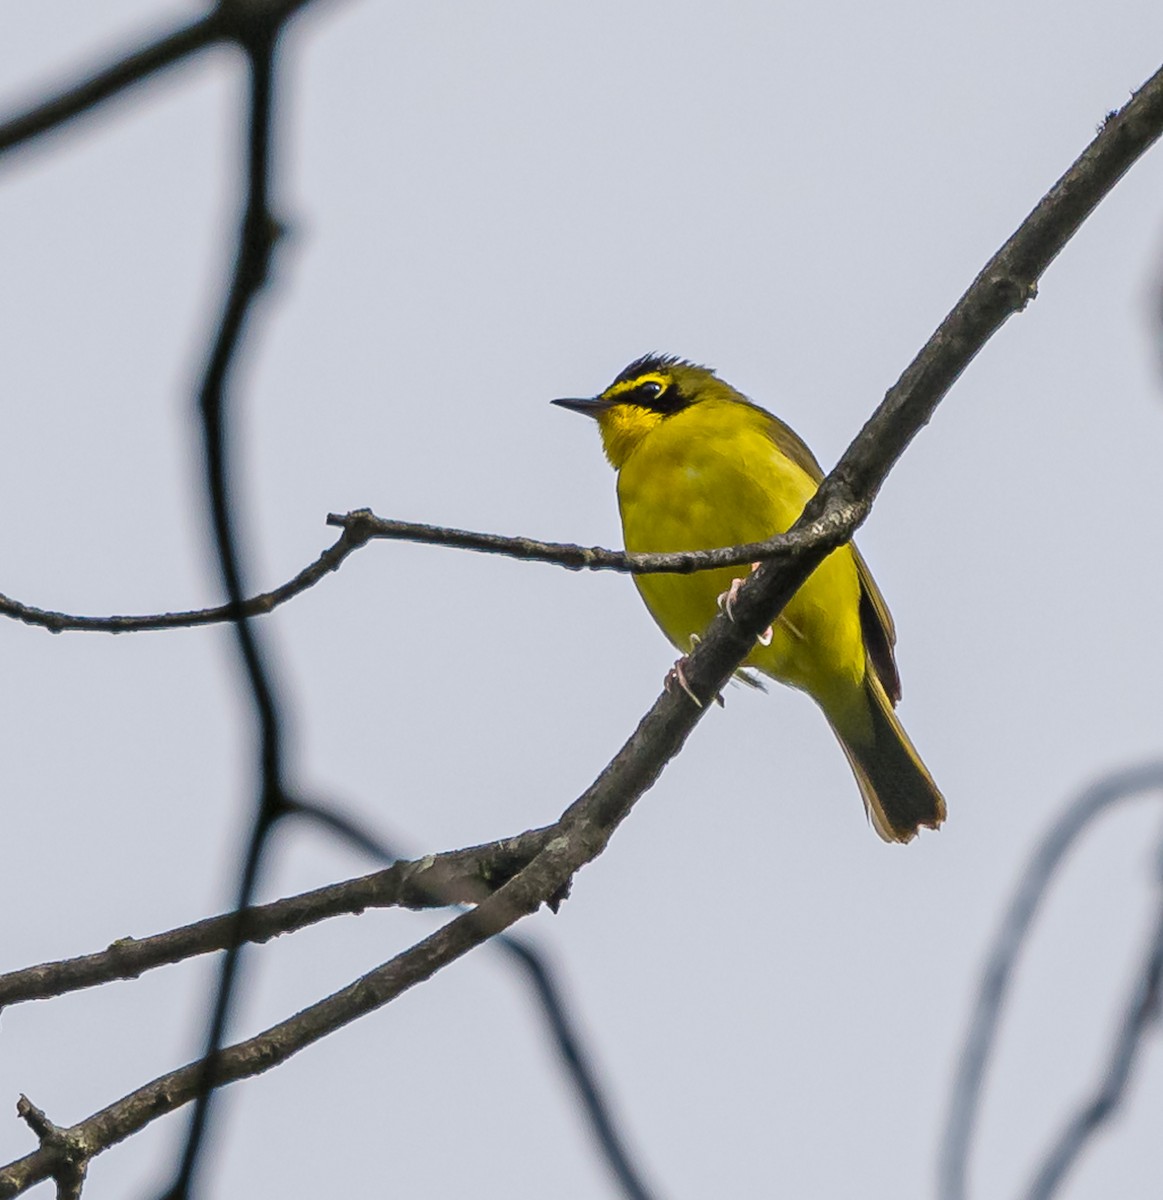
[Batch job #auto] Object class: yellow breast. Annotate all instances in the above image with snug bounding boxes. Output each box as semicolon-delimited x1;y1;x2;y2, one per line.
614;398;867;708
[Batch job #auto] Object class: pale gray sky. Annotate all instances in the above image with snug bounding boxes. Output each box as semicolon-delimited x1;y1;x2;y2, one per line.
2;3;1163;1197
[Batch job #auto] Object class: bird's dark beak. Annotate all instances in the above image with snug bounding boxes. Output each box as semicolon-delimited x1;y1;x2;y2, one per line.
551;395;612;419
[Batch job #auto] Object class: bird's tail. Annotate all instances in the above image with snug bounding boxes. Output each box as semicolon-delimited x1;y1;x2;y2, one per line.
826;672;945;843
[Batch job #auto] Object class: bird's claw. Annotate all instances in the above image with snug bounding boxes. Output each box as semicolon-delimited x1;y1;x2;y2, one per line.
665;659;703;708
716;575;747;621
716;566;774;647
665;635;725;707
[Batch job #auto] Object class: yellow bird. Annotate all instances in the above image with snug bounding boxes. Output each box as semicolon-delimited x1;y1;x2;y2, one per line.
553;354;944;843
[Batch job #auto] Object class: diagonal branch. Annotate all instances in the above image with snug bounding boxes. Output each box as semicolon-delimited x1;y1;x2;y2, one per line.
704;63;1163;694
494;936;659;1200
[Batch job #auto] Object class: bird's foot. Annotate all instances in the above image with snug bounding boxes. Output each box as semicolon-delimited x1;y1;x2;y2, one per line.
715;564;774;647
665;658;703;708
716;574;747;620
664;636;725;708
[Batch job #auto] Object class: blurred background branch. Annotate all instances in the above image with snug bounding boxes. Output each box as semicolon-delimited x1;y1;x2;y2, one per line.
940;761;1163;1200
0;2;327;157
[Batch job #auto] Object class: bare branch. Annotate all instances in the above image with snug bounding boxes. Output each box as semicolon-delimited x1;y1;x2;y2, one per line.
0;827;555;1007
938;760;1163;1200
703;63;1163;697
0;505;855;636
325;504;866;575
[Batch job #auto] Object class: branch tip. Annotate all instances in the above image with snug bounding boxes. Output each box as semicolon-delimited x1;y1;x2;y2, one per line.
15;1097;88;1200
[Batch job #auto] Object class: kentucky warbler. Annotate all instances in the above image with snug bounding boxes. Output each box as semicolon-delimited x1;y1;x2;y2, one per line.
553;354;944;843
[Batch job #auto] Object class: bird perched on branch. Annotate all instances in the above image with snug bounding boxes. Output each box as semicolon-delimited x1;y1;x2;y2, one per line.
553;354;944;843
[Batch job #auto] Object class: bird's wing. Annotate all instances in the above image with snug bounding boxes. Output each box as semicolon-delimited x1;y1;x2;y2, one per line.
757;406;828;482
852;547;901;704
760;407;902;705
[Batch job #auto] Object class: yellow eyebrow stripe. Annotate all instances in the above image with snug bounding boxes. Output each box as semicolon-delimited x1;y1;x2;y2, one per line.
604;372;669;399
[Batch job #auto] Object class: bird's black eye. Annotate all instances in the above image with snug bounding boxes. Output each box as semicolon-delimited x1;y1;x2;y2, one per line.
629;376;688;414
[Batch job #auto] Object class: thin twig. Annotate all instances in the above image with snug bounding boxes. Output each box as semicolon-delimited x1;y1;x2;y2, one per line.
937;761;1163;1200
0;525;362;634
326;506;866;574
0;506;854;636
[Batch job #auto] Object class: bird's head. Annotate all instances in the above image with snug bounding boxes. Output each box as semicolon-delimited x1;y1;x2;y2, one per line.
553;354;732;469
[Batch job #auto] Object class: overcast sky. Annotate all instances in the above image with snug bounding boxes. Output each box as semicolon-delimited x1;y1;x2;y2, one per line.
3;3;1163;1197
